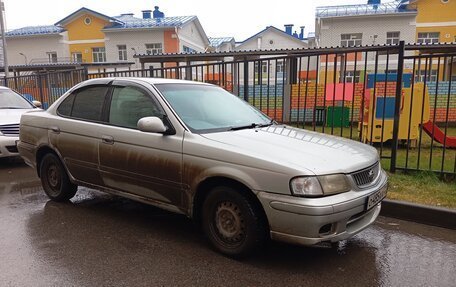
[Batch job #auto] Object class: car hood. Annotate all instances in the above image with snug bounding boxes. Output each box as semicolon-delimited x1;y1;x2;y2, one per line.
201;125;379;175
0;109;35;125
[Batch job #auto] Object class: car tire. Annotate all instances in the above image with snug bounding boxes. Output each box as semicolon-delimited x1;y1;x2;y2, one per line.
202;185;267;258
40;153;77;202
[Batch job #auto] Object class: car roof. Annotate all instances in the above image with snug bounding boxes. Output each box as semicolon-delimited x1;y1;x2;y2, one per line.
83;77;211;87
0;86;12;90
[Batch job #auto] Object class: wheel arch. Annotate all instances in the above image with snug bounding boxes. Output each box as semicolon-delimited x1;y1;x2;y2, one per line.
35;145;65;178
192;176;269;230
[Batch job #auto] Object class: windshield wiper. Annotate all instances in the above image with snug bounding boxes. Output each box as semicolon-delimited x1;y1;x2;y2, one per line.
0;106;25;109
229;121;274;131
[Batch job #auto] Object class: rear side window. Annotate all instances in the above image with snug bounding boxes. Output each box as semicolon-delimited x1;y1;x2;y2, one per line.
58;86;109;122
57;93;75;116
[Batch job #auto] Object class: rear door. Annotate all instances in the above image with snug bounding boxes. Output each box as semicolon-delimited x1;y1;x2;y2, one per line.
51;85;110;186
98;81;184;207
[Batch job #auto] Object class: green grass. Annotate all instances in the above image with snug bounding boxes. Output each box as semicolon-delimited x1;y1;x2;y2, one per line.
387;171;456;209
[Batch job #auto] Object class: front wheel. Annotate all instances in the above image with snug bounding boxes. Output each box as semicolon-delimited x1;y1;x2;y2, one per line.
202;186;267;258
40;153;77;202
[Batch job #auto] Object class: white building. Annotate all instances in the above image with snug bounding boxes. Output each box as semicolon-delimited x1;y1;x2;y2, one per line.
208;37;236;52
314;0;417;83
315;1;416;48
235;26;308;51
4;7;210;72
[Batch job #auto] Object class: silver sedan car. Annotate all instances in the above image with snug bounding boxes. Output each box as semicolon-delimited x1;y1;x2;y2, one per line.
18;78;387;257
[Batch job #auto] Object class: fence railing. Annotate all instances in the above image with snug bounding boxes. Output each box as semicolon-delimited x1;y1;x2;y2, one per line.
2;43;455;176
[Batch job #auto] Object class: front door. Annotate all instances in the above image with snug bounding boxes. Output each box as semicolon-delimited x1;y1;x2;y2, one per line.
98;81;183;207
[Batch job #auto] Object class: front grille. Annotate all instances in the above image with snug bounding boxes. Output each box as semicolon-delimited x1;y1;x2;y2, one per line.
0;124;20;136
351;162;380;188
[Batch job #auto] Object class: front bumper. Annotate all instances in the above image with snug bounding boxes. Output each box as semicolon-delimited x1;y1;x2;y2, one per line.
0;136;19;158
257;170;388;246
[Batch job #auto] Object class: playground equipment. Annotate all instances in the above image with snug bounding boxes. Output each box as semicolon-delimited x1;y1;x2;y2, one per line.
360;73;456;148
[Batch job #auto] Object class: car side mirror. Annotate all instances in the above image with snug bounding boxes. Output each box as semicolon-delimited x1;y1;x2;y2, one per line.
137;117;168;134
32;100;42;108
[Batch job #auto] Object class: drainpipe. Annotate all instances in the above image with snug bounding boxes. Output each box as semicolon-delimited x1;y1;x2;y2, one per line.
174;26;181;52
0;0;9;78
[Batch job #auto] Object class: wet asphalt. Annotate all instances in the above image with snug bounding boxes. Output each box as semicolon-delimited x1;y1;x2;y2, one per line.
1;158;455;287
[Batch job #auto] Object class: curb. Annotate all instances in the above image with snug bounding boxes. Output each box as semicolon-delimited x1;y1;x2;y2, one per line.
381;199;456;230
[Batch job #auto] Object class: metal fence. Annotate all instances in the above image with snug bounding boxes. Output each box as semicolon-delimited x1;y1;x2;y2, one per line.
3;69;87;109
3;43;455;176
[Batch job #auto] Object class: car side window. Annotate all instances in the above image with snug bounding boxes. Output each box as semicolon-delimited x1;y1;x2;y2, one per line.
56;93;75;116
109;86;162;129
70;86;109;122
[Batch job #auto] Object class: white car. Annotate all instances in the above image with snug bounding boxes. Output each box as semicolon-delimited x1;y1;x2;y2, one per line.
0;86;40;158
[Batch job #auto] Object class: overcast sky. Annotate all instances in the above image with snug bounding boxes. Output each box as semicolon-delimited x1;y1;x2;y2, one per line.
3;0;369;41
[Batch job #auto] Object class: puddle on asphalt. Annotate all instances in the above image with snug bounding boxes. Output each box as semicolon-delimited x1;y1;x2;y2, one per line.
0;161;455;286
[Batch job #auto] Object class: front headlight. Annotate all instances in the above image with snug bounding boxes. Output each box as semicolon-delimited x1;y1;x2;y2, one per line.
290;174;351;197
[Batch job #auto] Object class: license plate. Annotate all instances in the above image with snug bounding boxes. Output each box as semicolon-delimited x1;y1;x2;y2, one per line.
366;185;387;210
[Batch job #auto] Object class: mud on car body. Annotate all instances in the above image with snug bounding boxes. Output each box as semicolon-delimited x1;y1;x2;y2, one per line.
18;78;387;257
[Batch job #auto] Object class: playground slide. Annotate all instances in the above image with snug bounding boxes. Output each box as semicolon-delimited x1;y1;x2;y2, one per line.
422;121;456;148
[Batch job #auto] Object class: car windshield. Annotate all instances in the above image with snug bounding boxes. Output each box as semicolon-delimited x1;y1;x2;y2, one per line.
0;89;34;109
155;84;271;133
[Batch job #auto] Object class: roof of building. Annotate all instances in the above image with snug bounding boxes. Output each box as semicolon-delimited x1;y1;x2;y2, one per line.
209;37;235;48
236;26;306;48
6;25;64;37
105;14;197;30
7;11;203;39
54;7;122;26
316;0;416;18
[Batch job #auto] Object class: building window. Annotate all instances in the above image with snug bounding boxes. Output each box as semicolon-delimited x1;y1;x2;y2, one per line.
254;62;269;74
386;32;400;45
340;33;362;47
417;32;440;44
145;43;162;55
117;45;127;61
344;71;361;83
84;17;92;25
276;61;284;73
183;46;196;53
415;70;438;82
72;52;82;63
92;47;106;63
47;52;57;63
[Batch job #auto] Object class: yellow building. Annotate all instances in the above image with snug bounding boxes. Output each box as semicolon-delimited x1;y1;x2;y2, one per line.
408;0;456;44
408;0;456;79
54;8;117;64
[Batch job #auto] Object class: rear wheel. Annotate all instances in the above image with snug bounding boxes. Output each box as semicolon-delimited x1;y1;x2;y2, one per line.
40;153;77;202
202;185;267;258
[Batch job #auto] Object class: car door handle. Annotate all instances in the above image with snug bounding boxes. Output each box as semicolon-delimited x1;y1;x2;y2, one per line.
101;135;114;145
50;126;60;134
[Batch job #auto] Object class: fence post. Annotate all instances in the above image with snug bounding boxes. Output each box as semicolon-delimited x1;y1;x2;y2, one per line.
185;61;192;81
390;41;405;173
83;67;89;81
37;73;45;106
243;60;249;101
283;57;295;123
149;66;154;78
